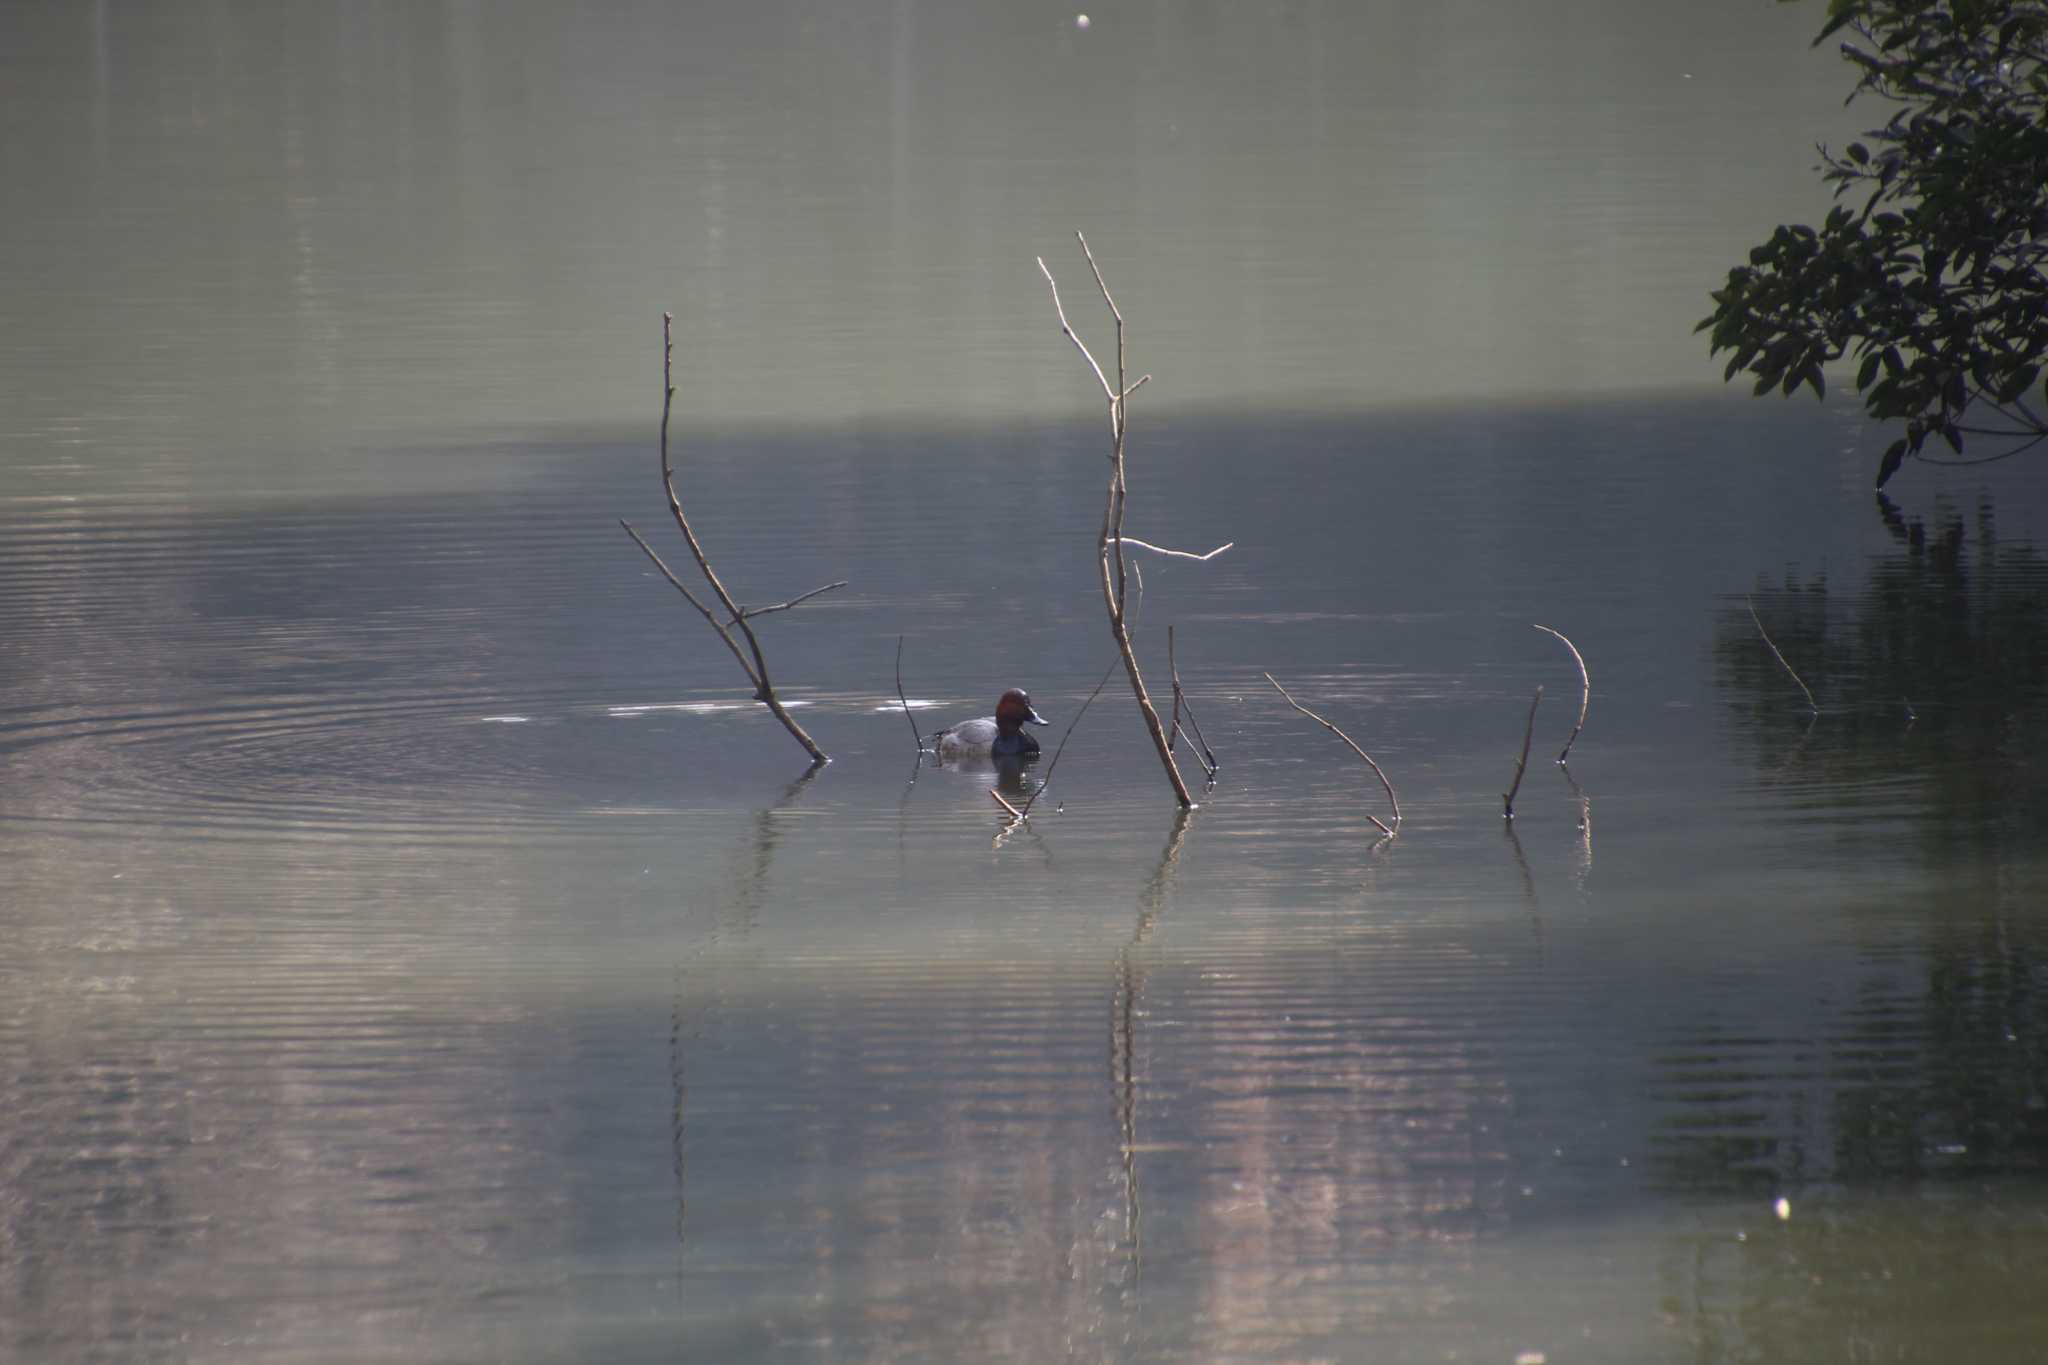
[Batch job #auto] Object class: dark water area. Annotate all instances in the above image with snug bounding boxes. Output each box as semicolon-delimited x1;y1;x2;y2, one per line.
6;0;2048;1360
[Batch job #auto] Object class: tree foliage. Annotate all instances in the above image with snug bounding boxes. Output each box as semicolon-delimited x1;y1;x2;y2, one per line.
1701;0;2048;487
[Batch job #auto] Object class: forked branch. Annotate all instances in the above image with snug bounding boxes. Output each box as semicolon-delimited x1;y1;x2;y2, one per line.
1039;235;1205;809
622;313;832;764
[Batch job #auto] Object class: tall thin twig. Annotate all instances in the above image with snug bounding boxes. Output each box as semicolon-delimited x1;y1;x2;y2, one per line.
1040;236;1202;810
1014;661;1119;820
1167;625;1219;780
1747;595;1820;715
1503;686;1543;820
894;635;923;751
622;314;834;763
1264;673;1398;836
1532;624;1590;765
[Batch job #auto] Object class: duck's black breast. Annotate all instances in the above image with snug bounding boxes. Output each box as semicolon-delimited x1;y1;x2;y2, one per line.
990;729;1041;758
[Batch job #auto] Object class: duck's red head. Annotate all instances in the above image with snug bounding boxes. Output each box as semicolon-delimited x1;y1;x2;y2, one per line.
994;688;1050;735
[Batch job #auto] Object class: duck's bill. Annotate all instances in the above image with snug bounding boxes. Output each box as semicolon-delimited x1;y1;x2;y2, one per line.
1027;709;1050;726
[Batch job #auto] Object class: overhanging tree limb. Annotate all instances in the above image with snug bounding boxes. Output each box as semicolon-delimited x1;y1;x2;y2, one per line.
1701;0;2048;488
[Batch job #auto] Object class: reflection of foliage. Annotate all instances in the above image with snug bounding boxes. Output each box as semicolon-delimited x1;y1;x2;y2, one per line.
1716;496;2048;846
1660;502;2048;1194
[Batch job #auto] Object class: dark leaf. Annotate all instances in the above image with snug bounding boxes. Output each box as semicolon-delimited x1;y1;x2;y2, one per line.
1996;363;2041;404
1876;438;1908;488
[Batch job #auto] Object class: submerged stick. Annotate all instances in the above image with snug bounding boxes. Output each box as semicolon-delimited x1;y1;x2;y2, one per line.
1264;673;1398;836
1531;624;1590;764
894;635;923;751
1502;686;1543;820
1747;596;1819;715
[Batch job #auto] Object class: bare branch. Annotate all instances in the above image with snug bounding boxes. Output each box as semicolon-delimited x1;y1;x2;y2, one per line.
1747;596;1820;715
894;635;923;751
1037;256;1115;402
1120;375;1152;400
1264;672;1399;835
630;313;830;764
730;579;847;625
1531;624;1590;764
621;518;761;690
1502;686;1543;821
1120;537;1234;562
1043;238;1197;809
989;788;1026;820
1076;231;1123;323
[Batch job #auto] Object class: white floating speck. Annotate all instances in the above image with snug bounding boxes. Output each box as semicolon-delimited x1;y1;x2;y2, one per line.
1516;1353;1548;1365
1076;13;1090;28
1775;1197;1791;1221
479;715;530;724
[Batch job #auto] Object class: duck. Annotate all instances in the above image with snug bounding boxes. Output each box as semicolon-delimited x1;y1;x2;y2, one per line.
932;688;1050;761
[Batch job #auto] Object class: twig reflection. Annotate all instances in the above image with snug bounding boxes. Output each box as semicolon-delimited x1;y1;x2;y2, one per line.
1560;763;1593;891
1111;806;1195;1302
1504;819;1544;947
670;761;824;1264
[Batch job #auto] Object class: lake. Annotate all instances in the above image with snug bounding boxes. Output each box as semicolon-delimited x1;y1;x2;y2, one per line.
3;3;2045;1362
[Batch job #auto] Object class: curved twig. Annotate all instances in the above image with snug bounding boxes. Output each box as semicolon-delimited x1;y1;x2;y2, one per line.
1264;672;1398;835
1532;624;1590;764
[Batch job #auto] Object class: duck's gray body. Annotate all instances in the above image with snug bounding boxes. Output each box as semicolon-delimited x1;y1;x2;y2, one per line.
933;716;1040;760
931;688;1049;761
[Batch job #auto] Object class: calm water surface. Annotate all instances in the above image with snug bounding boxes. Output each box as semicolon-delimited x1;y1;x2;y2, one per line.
4;4;2046;1363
